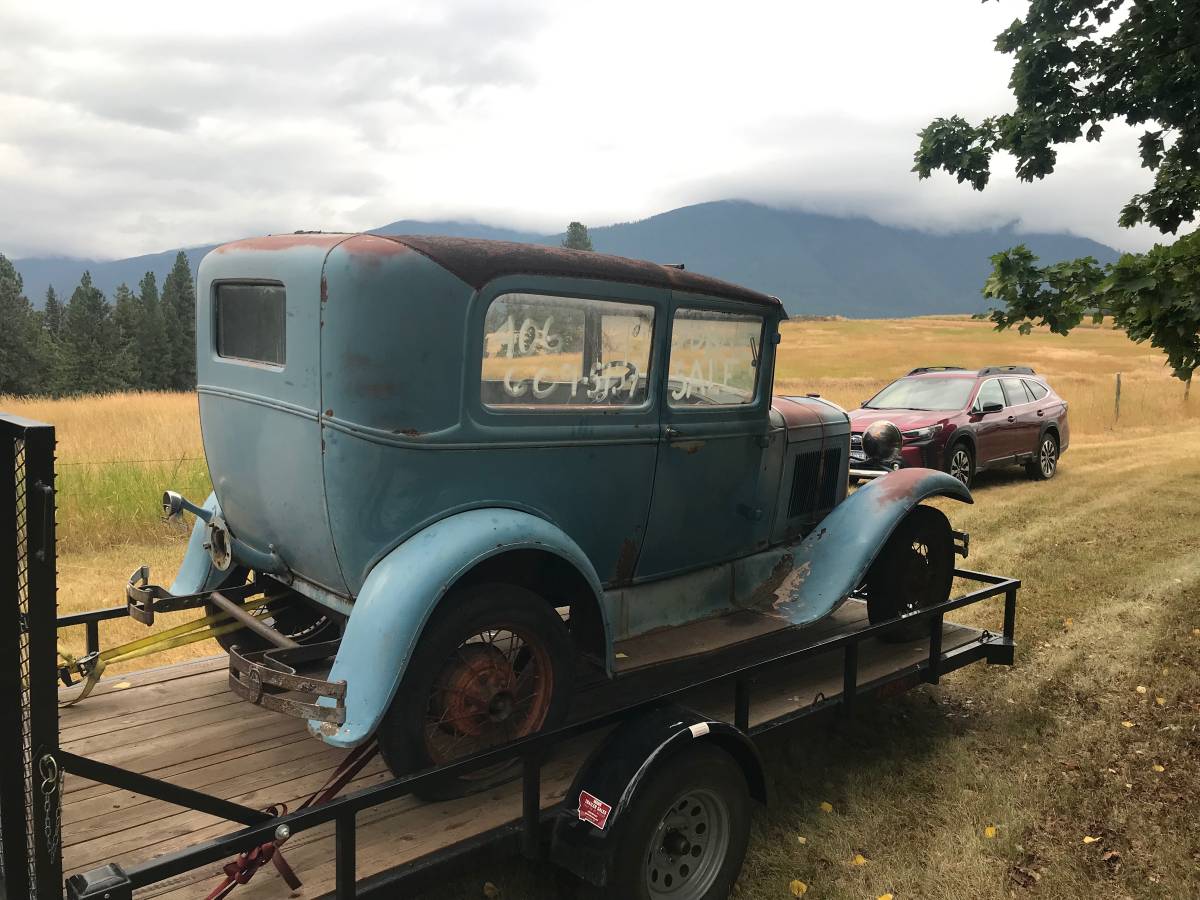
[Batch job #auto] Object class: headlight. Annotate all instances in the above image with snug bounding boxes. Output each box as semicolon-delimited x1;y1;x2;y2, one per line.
902;424;943;443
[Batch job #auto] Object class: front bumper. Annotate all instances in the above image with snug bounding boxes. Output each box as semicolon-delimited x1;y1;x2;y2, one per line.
849;441;943;479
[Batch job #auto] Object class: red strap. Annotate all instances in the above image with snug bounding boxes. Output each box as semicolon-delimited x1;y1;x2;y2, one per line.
205;740;379;899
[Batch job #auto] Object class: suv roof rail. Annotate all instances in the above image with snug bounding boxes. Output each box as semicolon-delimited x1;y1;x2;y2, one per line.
907;366;966;376
978;365;1036;376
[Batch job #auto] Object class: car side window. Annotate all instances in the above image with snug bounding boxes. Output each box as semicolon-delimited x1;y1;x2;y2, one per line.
481;292;654;409
974;379;1004;411
667;308;764;407
1025;379;1048;400
1001;377;1031;406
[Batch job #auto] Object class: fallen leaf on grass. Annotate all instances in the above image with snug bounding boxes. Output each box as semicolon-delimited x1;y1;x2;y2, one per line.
1152;764;1165;773
1136;685;1147;694
878;894;894;900
819;801;833;814
796;835;807;845
1120;721;1135;728
851;853;867;866
1156;697;1166;706
1009;865;1041;888
984;825;997;839
789;879;808;896
1082;836;1100;844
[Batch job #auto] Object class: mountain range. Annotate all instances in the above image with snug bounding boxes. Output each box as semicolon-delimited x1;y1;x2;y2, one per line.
10;201;1122;318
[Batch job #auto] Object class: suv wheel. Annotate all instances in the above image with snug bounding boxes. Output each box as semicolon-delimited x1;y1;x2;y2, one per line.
945;442;974;488
1027;432;1059;480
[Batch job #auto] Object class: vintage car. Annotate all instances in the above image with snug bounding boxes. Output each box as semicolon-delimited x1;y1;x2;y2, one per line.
145;234;972;798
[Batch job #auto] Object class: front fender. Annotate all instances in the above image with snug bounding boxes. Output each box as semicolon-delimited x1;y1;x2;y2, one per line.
169;492;231;595
310;508;609;747
771;467;971;625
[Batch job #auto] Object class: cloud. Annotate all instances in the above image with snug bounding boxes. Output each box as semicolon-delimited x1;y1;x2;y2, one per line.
0;0;1180;259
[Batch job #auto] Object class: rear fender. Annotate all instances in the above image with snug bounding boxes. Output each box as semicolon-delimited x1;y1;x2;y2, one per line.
768;467;971;625
310;508;609;747
549;704;766;887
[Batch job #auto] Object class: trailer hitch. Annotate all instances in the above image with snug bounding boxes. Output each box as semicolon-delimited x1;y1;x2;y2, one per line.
228;641;347;725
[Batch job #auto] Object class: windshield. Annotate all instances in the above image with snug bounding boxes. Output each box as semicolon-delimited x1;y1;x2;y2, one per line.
865;376;974;411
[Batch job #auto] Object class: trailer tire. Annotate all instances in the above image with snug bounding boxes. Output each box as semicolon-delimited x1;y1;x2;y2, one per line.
576;743;751;900
865;505;955;643
378;582;573;800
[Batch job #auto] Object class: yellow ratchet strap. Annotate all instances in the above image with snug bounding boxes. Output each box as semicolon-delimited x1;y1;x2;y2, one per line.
58;597;274;707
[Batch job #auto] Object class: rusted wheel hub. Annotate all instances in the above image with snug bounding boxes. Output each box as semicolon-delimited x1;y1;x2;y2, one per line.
424;627;554;766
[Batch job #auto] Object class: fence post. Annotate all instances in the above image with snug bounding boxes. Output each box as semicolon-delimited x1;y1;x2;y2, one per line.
1114;372;1122;423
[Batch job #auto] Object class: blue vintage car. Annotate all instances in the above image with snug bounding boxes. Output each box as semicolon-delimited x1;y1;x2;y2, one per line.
151;233;971;797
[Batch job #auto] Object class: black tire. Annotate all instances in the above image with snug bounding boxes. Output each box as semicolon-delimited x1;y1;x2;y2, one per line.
1026;431;1059;481
378;583;573;800
848;476;861;487
945;440;974;488
207;575;342;653
865;505;955;643
577;744;751;900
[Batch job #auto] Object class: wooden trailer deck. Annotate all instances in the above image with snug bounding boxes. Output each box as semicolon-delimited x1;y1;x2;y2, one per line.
59;600;986;899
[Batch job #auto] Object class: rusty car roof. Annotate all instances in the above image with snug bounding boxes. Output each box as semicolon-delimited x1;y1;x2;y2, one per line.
378;235;783;309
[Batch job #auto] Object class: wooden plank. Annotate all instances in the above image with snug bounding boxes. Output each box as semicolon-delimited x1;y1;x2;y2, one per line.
60;690;245;744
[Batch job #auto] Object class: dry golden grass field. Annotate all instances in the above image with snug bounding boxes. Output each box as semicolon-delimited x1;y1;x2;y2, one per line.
3;315;1198;899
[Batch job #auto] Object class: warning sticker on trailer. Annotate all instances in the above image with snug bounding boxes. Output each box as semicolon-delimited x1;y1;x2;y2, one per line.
578;791;612;830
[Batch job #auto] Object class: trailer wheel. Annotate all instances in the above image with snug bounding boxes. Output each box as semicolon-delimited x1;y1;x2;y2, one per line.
207;575;341;653
578;743;750;900
379;582;573;800
865;505;954;643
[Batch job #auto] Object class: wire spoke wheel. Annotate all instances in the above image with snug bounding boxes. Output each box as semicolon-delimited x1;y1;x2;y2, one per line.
423;624;554;775
865;505;955;642
644;789;731;898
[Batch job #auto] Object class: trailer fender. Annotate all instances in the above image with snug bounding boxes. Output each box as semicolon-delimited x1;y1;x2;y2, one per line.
309;507;610;747
549;704;766;887
770;467;972;626
169;492;232;595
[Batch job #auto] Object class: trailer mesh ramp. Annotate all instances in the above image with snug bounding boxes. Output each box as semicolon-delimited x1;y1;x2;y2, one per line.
57;601;985;899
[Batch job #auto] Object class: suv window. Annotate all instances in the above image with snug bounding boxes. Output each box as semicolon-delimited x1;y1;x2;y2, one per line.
481;293;654;409
1025;379;1048;400
1001;377;1032;405
667;309;764;407
974;379;1004;411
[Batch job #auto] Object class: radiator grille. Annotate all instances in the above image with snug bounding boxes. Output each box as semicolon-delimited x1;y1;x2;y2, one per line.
787;450;821;518
817;447;843;509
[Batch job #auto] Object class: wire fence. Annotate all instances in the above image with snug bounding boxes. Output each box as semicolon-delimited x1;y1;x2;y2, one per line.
56;456;205;468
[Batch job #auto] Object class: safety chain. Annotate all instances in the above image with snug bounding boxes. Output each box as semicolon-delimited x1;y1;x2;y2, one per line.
38;753;62;858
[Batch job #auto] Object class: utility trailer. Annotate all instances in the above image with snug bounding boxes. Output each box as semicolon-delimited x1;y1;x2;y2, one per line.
1;414;1019;900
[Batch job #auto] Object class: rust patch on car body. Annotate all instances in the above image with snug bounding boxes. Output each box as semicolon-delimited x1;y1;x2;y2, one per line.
612;538;639;585
745;554;795;609
214;233;348;254
395;427;422;438
674;440;706;455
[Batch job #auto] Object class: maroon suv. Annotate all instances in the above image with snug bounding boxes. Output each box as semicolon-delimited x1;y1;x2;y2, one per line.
848;366;1069;488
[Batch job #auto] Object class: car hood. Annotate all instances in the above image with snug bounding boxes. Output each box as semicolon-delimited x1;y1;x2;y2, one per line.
848;408;951;432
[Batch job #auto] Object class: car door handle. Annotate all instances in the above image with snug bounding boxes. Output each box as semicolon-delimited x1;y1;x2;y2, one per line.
1037;409;1044;417
665;426;681;439
1006;415;1015;423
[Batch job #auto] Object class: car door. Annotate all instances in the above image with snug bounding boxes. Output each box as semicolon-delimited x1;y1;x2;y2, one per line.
635;298;775;580
970;378;1011;463
1001;377;1040;458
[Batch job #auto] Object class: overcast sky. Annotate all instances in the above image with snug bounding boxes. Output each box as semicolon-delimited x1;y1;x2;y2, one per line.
0;0;1169;260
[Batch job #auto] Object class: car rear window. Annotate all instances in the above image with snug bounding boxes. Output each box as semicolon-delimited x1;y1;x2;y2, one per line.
1025;379;1048;400
215;283;286;366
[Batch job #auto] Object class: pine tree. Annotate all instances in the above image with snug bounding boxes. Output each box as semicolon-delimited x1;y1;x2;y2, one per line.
112;282;143;388
562;222;594;252
60;272;126;394
0;253;48;395
42;286;64;338
161;252;196;389
137;272;169;390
